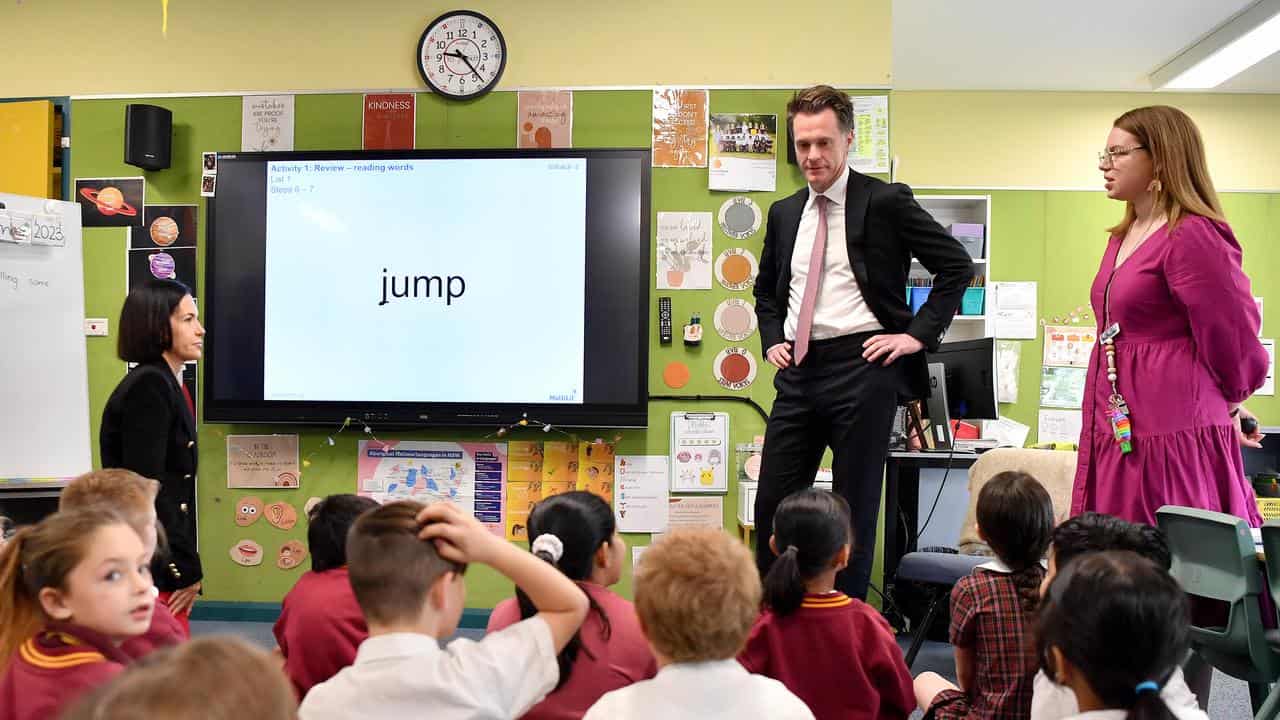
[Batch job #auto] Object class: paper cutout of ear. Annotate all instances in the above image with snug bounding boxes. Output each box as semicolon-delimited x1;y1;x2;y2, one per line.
230;539;264;566
265;501;298;530
277;540;307;570
235;496;263;527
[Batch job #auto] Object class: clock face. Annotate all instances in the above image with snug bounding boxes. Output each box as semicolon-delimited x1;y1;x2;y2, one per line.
417;11;507;100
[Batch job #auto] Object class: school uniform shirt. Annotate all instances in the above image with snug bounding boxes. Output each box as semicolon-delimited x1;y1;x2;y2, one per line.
1030;669;1203;720
273;566;369;698
0;624;132;720
298;616;557;720
487;582;657;720
582;659;815;720
928;564;1039;720
739;591;913;720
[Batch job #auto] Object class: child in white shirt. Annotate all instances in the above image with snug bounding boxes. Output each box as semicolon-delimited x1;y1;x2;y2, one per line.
1031;513;1201;720
299;500;588;720
1036;551;1207;720
583;528;814;720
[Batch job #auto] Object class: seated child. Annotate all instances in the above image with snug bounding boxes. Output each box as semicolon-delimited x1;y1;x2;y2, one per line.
0;508;155;720
488;491;656;719
298;500;589;719
1031;513;1200;720
1036;550;1207;720
274;493;378;697
584;528;815;720
62;635;296;720
60;468;187;657
740;489;913;719
914;471;1054;720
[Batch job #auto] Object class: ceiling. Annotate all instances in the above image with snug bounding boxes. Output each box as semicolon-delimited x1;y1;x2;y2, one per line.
892;0;1280;92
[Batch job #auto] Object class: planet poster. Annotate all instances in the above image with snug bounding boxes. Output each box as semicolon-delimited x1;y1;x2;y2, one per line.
128;205;198;297
131;205;197;250
74;177;145;228
127;245;197;297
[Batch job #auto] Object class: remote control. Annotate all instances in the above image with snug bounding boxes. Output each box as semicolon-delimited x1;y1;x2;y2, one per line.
659;297;673;345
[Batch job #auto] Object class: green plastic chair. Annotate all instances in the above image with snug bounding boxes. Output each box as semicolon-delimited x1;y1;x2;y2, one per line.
1156;506;1280;714
1254;521;1280;720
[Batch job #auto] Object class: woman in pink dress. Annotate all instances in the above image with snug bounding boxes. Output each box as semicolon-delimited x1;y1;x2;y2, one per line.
1072;105;1269;527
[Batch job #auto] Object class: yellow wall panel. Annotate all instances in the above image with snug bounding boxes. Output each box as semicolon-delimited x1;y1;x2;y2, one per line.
0;100;53;198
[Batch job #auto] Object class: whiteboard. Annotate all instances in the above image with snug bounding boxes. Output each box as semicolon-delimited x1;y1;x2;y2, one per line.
0;192;91;481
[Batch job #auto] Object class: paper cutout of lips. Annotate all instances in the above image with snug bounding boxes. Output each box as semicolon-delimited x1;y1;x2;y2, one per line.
148;252;176;280
80;186;138;217
230;539;263;566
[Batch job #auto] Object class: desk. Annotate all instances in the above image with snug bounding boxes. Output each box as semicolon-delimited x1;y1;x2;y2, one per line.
882;450;980;597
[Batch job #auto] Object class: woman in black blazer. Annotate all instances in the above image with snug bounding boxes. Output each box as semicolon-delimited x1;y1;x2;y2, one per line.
100;279;204;627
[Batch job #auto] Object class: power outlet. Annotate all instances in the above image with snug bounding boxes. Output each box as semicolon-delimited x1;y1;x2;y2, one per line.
84;318;109;336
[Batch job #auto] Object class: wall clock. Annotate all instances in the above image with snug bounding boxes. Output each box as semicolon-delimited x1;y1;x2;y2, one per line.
417;10;508;100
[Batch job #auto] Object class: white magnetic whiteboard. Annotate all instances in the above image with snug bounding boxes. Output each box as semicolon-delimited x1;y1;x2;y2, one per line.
0;192;91;480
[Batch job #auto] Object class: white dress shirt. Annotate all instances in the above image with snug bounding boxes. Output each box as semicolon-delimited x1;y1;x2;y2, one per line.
784;165;882;343
1031;668;1206;720
299;617;557;720
583;658;814;720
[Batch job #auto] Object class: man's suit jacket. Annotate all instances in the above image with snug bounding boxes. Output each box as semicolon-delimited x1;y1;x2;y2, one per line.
753;170;975;399
100;360;202;592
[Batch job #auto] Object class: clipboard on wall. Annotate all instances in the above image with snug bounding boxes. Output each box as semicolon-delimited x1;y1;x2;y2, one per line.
669;412;729;494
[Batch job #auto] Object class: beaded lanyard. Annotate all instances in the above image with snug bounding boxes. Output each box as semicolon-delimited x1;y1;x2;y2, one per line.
1100;322;1132;454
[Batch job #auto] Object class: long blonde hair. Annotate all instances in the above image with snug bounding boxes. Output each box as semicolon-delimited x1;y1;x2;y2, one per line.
1106;105;1225;237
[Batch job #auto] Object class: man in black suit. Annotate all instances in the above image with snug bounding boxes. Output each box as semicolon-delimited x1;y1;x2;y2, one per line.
753;86;973;599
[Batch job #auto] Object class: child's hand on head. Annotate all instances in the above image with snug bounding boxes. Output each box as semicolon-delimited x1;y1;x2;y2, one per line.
416;501;504;565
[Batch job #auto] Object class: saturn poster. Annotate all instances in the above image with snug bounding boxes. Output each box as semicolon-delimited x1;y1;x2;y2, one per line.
75;177;145;228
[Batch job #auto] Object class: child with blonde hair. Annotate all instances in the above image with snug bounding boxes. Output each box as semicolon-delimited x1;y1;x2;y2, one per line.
585;528;814;720
0;508;155;720
60;468;187;657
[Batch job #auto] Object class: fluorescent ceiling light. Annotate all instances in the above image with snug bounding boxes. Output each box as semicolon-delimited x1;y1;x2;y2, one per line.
1152;0;1280;89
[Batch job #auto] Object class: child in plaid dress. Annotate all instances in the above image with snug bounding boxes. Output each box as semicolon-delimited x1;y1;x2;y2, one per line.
913;472;1055;720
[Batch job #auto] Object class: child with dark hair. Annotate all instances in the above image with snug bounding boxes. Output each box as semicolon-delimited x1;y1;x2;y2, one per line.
299;501;588;719
1037;551;1207;720
1032;513;1199;720
915;471;1054;719
488;491;656;719
739;488;913;719
273;494;379;698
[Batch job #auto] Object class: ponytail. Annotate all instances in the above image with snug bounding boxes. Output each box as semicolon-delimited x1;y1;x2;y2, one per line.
514;491;616;690
763;489;853;617
1130;683;1178;720
0;528;43;674
762;545;806;615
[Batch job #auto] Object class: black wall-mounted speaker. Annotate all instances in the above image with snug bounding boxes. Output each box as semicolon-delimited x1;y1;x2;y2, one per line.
124;104;172;171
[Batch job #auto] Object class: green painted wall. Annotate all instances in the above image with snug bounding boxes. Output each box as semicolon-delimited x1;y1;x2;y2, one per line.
916;189;1280;441
70;89;889;608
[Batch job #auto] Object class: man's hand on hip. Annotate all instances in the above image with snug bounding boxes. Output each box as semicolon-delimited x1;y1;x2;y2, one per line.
862;333;924;366
766;342;793;369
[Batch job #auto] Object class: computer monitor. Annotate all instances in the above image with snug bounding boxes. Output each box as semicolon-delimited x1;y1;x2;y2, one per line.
925;337;998;421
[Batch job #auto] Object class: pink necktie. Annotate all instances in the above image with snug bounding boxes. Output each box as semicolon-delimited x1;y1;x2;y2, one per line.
793;195;828;366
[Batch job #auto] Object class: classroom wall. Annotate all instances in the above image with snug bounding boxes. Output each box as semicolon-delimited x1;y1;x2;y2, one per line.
892;91;1280;190
0;0;892;97
71;89;889;608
